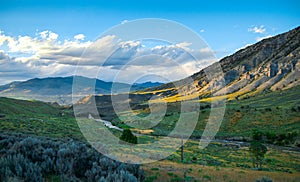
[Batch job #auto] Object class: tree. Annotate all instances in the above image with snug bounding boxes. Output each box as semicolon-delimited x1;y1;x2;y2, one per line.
180;137;184;162
252;129;264;141
249;141;267;169
120;129;137;144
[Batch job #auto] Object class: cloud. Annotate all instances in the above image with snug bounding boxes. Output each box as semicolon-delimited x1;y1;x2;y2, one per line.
121;20;129;24
0;30;217;85
74;34;85;41
248;25;266;34
39;30;58;40
200;29;205;33
0;51;40;84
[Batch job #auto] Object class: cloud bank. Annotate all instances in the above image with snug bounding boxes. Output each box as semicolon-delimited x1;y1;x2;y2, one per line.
0;30;217;85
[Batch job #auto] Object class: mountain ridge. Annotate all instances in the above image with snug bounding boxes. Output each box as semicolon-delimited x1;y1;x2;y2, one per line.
0;76;162;104
138;26;300;102
1;26;299;105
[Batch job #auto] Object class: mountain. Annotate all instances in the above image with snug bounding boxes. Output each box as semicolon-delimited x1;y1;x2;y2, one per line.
0;76;162;105
137;26;300;102
71;27;300;142
76;26;300;119
2;27;299;106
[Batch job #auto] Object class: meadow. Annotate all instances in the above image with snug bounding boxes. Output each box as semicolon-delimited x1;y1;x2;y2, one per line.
0;86;299;181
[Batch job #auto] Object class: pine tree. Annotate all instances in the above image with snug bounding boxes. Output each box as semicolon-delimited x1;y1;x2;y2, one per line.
120;129;137;144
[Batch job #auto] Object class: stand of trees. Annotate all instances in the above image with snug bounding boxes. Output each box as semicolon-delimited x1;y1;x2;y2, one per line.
252;129;298;146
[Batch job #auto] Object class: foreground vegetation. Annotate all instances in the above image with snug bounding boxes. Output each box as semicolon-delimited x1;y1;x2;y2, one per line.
0;133;144;182
143;160;299;182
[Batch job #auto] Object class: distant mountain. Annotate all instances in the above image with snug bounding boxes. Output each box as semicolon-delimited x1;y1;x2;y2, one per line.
0;76;162;105
138;26;300;101
2;27;300;106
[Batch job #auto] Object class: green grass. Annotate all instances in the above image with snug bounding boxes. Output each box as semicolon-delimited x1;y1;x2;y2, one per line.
113;86;300;140
1;86;299;144
0;97;84;140
168;140;300;172
143;138;300;182
0;93;299;181
0;97;61;116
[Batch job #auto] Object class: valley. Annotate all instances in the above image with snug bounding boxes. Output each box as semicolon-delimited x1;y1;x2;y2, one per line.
0;26;299;181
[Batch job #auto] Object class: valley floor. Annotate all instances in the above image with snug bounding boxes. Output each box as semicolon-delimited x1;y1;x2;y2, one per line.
143;160;300;182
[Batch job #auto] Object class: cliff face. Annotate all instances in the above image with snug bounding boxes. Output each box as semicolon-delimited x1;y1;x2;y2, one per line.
143;26;300;101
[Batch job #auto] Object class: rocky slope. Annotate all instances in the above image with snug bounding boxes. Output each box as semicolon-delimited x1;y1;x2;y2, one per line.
141;26;300;101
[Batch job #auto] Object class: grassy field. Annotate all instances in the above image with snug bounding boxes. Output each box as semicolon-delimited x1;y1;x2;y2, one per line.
113;86;300;142
143;160;300;182
0;86;299;181
141;139;300;182
0;97;83;140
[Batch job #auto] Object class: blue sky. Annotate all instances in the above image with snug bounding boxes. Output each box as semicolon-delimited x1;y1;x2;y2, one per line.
0;0;299;84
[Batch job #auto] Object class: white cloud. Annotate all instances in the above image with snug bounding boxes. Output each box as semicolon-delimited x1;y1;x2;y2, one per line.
248;25;266;34
175;42;192;49
74;34;85;41
200;29;205;33
49;32;59;40
39;30;58;40
121;20;128;24
0;30;217;85
199;47;212;53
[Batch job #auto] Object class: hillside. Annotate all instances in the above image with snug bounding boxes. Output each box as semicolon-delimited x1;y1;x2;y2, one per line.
0;97;83;139
138;26;300;102
0;97;61;116
1;96;299;182
0;76;162;105
74;27;300;142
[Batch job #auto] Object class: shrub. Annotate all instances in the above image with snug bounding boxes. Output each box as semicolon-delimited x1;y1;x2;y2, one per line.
120;129;138;144
265;108;272;112
0;154;43;182
256;176;273;182
203;174;211;180
0;133;144;181
252;129;264;141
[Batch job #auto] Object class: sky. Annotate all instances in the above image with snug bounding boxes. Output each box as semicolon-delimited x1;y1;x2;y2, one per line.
0;0;299;85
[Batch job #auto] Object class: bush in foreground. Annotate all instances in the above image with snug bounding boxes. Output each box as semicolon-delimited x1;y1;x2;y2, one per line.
0;133;144;182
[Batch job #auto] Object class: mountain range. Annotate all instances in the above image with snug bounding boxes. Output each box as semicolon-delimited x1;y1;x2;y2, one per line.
1;26;299;106
0;76;162;104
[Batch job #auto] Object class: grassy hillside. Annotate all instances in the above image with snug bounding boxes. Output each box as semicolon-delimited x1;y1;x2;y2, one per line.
0;97;60;116
2;86;299;144
110;86;300;144
0;97;83;139
0;94;299;181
